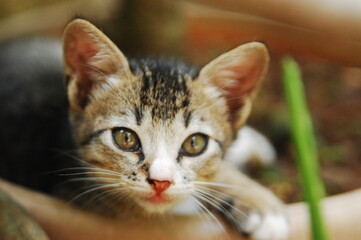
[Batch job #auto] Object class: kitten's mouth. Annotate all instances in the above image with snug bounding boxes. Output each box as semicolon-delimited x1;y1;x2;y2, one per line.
145;193;169;204
136;191;189;213
135;193;175;213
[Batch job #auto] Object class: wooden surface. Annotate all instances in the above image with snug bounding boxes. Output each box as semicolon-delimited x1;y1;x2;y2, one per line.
1;179;361;240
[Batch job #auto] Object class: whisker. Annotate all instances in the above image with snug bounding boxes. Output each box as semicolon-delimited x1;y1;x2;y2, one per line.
195;186;249;215
190;196;217;226
189;195;214;225
194;189;247;233
52;174;120;191
58;171;121;178
192;195;228;236
195;186;241;202
62;176;121;184
69;183;121;204
82;186;125;209
50;166;121;175
192;181;250;191
195;190;234;215
194;191;239;232
51;150;87;164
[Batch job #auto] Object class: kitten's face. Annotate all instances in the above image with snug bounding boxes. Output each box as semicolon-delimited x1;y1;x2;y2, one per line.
72;63;230;213
63;19;268;214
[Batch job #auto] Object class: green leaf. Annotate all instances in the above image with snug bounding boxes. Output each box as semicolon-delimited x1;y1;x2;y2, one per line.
282;57;328;240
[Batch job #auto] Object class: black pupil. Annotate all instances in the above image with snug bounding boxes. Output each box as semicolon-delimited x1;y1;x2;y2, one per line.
124;132;130;142
190;136;197;148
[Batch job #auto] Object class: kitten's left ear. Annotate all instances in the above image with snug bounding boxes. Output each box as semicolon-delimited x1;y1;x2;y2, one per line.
199;42;269;132
63;19;131;110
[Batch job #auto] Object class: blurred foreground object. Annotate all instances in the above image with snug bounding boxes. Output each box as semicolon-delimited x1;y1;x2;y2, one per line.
0;187;49;240
1;0;361;66
184;0;361;66
1;179;361;240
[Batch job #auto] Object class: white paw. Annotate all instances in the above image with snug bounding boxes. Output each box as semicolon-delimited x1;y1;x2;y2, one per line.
242;212;289;240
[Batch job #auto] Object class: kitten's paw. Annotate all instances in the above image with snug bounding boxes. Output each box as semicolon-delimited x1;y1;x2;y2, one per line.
240;211;289;240
221;202;289;240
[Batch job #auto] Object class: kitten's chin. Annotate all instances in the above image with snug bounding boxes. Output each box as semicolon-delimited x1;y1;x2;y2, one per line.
135;197;179;214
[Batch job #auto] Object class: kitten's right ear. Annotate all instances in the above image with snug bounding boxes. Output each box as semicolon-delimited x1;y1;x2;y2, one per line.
63;19;130;110
198;43;269;132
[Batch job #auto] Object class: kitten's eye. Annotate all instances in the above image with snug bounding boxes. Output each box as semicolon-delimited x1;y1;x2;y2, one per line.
181;133;208;157
112;128;141;152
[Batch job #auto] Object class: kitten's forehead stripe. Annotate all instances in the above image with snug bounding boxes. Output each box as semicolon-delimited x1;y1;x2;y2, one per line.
129;57;199;122
183;110;192;128
134;106;143;126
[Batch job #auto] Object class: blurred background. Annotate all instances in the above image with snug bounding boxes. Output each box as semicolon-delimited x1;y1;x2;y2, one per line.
0;0;360;203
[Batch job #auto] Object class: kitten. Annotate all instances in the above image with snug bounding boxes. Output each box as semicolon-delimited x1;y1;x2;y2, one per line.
60;19;288;240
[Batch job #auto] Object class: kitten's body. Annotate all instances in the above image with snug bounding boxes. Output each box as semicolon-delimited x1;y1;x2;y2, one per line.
0;38;74;192
0;20;288;240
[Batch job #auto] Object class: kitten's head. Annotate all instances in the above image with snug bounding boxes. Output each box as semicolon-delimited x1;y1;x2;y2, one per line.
63;19;269;214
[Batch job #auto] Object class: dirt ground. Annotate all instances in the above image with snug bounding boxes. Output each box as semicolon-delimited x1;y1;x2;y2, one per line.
247;55;361;203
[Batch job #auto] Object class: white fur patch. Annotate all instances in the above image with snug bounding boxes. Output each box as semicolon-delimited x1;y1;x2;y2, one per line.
170;197;200;215
149;156;176;182
225;126;276;167
242;212;262;233
242;212;289;240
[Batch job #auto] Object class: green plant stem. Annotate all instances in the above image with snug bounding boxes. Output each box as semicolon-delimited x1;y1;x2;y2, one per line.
282;57;328;240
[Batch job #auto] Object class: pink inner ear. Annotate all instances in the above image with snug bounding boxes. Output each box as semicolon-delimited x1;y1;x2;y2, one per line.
66;32;101;108
67;32;100;74
223;62;260;115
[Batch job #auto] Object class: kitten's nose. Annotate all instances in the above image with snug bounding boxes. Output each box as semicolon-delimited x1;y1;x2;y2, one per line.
147;178;172;193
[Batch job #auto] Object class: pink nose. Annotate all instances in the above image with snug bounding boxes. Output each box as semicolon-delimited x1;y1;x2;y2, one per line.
148;179;172;194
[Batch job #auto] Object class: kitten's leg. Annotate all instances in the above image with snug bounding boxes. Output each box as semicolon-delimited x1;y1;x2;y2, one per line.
206;162;289;240
225;126;277;168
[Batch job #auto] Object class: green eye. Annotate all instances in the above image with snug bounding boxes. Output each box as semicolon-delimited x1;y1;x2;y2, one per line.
181;133;208;157
112;128;141;152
